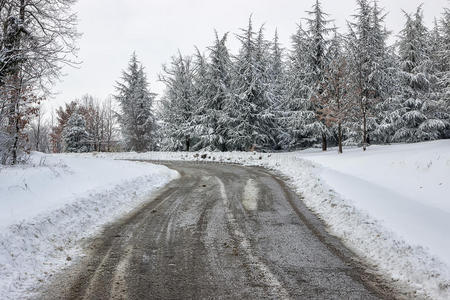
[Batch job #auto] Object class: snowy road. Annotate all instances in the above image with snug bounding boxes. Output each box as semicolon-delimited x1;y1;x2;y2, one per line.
40;162;394;299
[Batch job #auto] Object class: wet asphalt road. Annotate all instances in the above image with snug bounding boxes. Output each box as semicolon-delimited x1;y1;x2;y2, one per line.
40;161;394;300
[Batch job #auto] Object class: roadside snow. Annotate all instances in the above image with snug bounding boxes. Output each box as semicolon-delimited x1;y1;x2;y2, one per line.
0;153;178;299
299;141;450;266
94;140;450;299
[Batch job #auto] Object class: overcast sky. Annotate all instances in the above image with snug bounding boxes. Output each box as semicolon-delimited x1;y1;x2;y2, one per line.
51;0;449;109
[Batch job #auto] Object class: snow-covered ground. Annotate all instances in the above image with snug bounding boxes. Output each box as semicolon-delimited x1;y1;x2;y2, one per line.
300;142;450;263
297;141;450;299
95;140;450;299
0;153;178;299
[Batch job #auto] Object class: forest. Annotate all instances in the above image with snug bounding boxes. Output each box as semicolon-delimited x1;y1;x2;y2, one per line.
1;0;449;164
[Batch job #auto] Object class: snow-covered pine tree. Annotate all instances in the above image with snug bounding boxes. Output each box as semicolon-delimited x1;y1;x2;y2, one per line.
346;0;372;149
282;23;314;149
345;0;392;149
392;6;447;142
62;111;89;153
194;32;232;151
304;0;334;151
268;30;285;107
159;53;197;151
227;18;275;151
429;19;443;76
255;25;279;150
369;1;398;141
369;1;392;96
365;1;401;144
50;101;77;153
115;53;156;152
425;18;450;138
266;30;288;150
438;8;450;137
191;48;210;150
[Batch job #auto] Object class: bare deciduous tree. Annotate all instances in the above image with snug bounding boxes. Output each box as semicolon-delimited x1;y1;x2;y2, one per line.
0;0;79;164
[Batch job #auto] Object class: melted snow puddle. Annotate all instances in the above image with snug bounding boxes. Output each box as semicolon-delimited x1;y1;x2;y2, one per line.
242;179;259;211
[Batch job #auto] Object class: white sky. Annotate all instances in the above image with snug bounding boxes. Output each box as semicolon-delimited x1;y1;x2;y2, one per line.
51;0;449;109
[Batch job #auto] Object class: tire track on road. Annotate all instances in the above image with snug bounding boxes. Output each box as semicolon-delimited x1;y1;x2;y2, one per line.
216;176;291;300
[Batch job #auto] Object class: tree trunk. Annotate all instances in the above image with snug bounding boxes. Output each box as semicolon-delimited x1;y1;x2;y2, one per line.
362;110;367;151
321;133;327;151
338;122;343;154
35;114;41;151
186;136;190;152
11;101;20;164
8;0;26;164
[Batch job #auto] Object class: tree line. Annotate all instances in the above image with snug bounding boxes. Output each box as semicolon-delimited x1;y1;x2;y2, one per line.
3;0;450;161
156;0;449;153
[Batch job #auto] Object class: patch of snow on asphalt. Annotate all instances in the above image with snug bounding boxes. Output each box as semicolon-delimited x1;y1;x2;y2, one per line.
216;177;290;299
0;153;178;299
95;140;450;299
242;179;258;211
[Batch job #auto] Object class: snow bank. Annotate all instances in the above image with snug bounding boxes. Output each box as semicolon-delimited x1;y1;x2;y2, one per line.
0;153;178;299
95;140;450;299
296;141;450;299
299;141;450;265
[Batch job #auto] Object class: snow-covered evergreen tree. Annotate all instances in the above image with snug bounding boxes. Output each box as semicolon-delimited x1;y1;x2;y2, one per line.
190;48;211;150
268;31;286;108
63;111;89;153
367;2;401;144
194;32;232;151
438;9;450;137
282;23;314;149
115;53;156;152
369;1;392;97
281;0;335;152
159;53;197;151
346;0;393;149
227;18;275;151
267;30;288;149
254;26;280;150
391;6;447;142
304;0;335;151
429;19;443;76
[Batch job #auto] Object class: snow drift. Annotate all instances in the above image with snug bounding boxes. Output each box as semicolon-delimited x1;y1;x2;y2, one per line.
0;153;178;299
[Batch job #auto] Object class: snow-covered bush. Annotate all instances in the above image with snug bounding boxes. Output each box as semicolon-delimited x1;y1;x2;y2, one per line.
62;111;90;153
